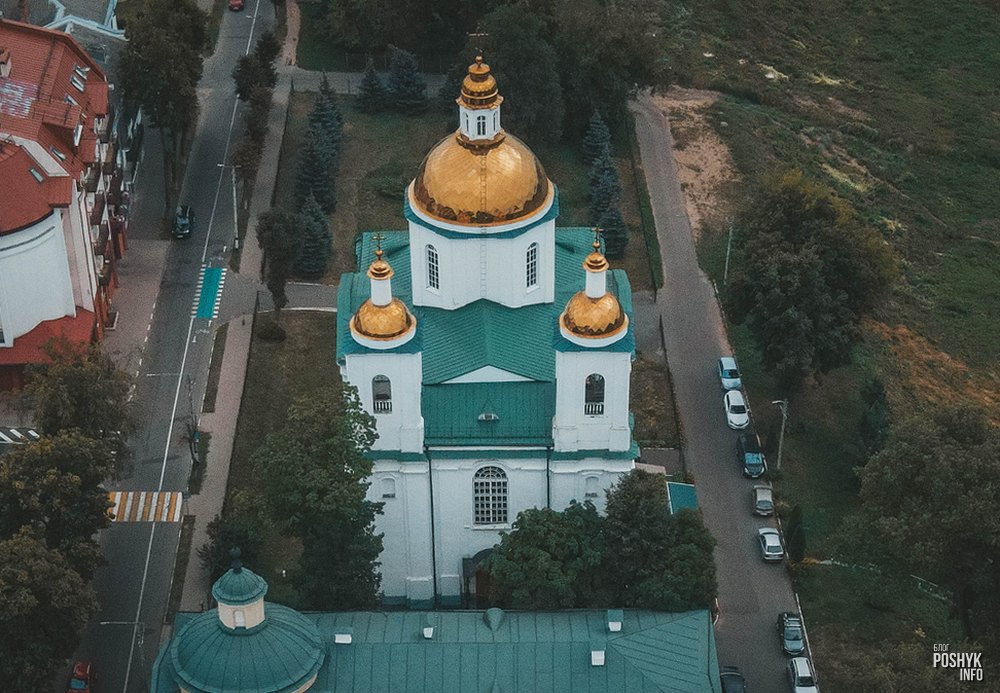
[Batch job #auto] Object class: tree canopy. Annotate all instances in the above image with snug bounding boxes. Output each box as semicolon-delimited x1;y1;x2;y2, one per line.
256;208;304;321
386;47;428;114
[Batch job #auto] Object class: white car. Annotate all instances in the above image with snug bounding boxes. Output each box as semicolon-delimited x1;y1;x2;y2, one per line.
757;527;784;562
724;390;750;429
787;656;818;692
717;356;742;390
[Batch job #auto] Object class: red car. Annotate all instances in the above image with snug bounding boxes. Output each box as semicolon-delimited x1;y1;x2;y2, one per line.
68;661;93;693
228;0;244;10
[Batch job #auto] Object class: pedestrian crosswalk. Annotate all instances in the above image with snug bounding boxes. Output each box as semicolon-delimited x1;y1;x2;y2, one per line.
192;265;226;319
0;427;40;444
107;490;184;523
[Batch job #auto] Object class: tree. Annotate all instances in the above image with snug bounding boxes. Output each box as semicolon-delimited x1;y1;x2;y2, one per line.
583;111;612;163
357;58;386;114
858;404;1000;640
198;514;263;583
858;377;890;460
487;502;607;609
785;505;807;563
726;172;896;389
295;123;337;211
0;529;97;690
308;81;343;165
318;74;345;129
254;30;281;83
386;46;428;114
294;194;331;277
255;208;303;324
598;205;628;260
822;641;970;693
25;338;132;468
589;143;622;225
252;386;383;609
119;0;208;214
232;54;270;101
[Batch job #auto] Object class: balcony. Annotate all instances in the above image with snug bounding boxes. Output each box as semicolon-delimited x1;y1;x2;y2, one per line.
89;193;106;227
373;399;393;414
584;402;605;416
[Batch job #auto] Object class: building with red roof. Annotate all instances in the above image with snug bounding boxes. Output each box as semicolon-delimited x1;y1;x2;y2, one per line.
0;18;126;389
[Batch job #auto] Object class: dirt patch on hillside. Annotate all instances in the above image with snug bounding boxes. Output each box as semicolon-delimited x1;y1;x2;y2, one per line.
652;89;738;239
867;320;1000;424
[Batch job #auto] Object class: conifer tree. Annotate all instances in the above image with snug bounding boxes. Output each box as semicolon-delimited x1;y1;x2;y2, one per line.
318;74;344;128
295;124;336;212
583;111;612;163
437;62;466;112
357;59;385;114
599;206;628;260
589;143;622;226
294;194;331;277
386;46;427;114
308;90;342;165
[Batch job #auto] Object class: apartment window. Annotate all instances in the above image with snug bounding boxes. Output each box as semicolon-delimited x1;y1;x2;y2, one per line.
473;466;508;525
73;123;84;147
526;243;538;289
372;375;392;413
70;75;85;92
476;114;487;136
585;374;605;416
426;245;440;290
50;146;67;161
74;64;90;79
29;167;44;183
64;93;78;107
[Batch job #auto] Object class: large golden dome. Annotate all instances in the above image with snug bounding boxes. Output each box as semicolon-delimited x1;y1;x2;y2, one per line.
410;133;553;226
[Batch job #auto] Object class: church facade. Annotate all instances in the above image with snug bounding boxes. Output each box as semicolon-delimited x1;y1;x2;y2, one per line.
336;57;638;607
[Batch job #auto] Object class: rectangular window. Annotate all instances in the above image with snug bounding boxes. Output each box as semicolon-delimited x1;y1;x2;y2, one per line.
70;75;85;92
50;146;67;161
526;244;538;288
426;245;440;290
473;467;508;525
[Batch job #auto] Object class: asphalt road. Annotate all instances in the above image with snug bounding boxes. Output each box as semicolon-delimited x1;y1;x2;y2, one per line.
72;3;274;691
631;94;800;691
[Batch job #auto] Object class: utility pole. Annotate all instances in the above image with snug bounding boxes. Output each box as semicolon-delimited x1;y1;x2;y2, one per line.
772;399;788;473
723;220;734;284
217;163;241;250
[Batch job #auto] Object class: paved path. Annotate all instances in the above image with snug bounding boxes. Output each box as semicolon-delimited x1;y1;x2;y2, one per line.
631;92;800;690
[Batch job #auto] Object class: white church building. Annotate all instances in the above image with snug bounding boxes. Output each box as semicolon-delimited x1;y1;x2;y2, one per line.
336;56;638;607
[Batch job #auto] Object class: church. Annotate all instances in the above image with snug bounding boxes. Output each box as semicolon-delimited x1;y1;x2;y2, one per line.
336;56;638;607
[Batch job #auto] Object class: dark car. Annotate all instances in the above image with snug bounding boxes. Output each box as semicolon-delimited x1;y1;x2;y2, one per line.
173;205;194;238
720;665;747;692
67;660;93;693
737;433;766;478
777;612;806;655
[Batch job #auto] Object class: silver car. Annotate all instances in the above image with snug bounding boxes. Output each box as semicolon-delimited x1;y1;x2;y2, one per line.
752;486;774;516
718;356;742;390
758;527;784;561
724;390;750;429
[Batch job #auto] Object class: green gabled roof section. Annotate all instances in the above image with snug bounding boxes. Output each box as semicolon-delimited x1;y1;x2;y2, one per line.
423;382;555;446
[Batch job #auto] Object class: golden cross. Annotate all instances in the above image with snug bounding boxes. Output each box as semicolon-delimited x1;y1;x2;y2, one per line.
592;227;603;251
372;233;385;258
467;25;489;55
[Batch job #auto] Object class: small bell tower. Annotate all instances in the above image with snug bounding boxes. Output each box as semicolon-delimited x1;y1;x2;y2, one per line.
457;56;503;143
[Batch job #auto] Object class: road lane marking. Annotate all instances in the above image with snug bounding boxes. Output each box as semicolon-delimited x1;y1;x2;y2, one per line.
105;491;184;523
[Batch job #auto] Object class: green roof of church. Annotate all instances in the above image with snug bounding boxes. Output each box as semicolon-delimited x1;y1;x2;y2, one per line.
423;382;556;445
154;608;721;693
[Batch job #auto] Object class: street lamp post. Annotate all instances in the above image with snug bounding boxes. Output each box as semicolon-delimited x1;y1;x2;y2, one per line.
772;399;788;473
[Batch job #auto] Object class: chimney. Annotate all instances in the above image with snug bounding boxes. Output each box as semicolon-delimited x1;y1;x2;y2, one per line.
590;640;606;667
422;615;435;640
333;627;353;645
606;609;623;633
0;48;11;79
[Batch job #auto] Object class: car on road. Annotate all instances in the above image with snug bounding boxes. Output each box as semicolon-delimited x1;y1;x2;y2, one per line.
67;661;93;693
757;527;784;562
752;485;774;516
228;0;244;9
738;433;766;477
777;612;806;655
717;356;742;390
724;390;750;429
787;656;818;692
173;205;195;239
719;665;747;692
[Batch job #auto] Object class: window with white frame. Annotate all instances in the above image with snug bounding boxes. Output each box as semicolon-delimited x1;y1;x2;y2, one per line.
526;243;538;289
473;466;508;525
476;114;487;136
585;374;605;415
585;476;600;499
426;245;440;290
381;477;396;499
372;375;392;413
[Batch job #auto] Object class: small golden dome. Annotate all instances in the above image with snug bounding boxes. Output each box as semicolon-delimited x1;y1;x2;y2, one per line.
351;298;415;341
561;292;627;339
410;132;553;226
460;56;501;109
368;246;393;280
583;237;609;273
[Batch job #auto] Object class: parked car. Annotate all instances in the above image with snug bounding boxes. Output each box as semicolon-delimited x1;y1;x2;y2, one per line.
752;485;774;516
717;356;742;390
724;390;750;429
787;656;818;692
777;612;806;655
173;205;194;238
67;661;93;693
720;665;747;693
757;527;784;562
228;0;244;9
738;433;766;478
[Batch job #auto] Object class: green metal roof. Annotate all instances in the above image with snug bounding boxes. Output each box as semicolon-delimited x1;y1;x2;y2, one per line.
667;483;699;514
212;566;268;607
156;608;721;693
423;382;556;446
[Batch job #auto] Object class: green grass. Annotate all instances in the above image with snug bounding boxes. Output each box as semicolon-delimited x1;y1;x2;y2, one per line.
631;352;681;448
201;324;228;413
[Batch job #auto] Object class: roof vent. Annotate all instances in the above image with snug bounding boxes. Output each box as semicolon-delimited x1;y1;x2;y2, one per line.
0;48;11;79
606;609;623;633
422;615;435;640
590;640;606;667
484;607;505;631
333;627;353;645
478;412;500;422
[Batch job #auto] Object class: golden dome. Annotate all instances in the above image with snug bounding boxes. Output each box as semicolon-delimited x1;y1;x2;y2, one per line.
351;298;415;342
410;132;553;226
561;292;627;339
459;56;501;109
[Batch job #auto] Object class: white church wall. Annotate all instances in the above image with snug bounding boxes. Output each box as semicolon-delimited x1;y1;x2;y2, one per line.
548;459;634;514
343;352;424;452
552;350;632;452
407;220;555;310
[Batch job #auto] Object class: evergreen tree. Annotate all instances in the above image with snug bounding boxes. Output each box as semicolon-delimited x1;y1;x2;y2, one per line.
253;30;281;85
357;59;385;114
295;123;336;212
318;73;344;128
308;88;342;163
437;61;467;112
255;208;303;325
294;194;331;277
784;505;805;562
598;206;628;260
583;111;612;163
386;46;427;114
589;143;622;226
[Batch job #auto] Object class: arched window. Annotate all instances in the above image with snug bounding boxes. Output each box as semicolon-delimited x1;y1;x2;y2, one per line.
585;374;605;415
426;245;440;290
464;113;469;132
234;610;246;628
476;114;487;136
526;243;538;289
381;477;396;499
372;375;392;413
585;476;600;499
473;466;508;525
493;111;498;131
